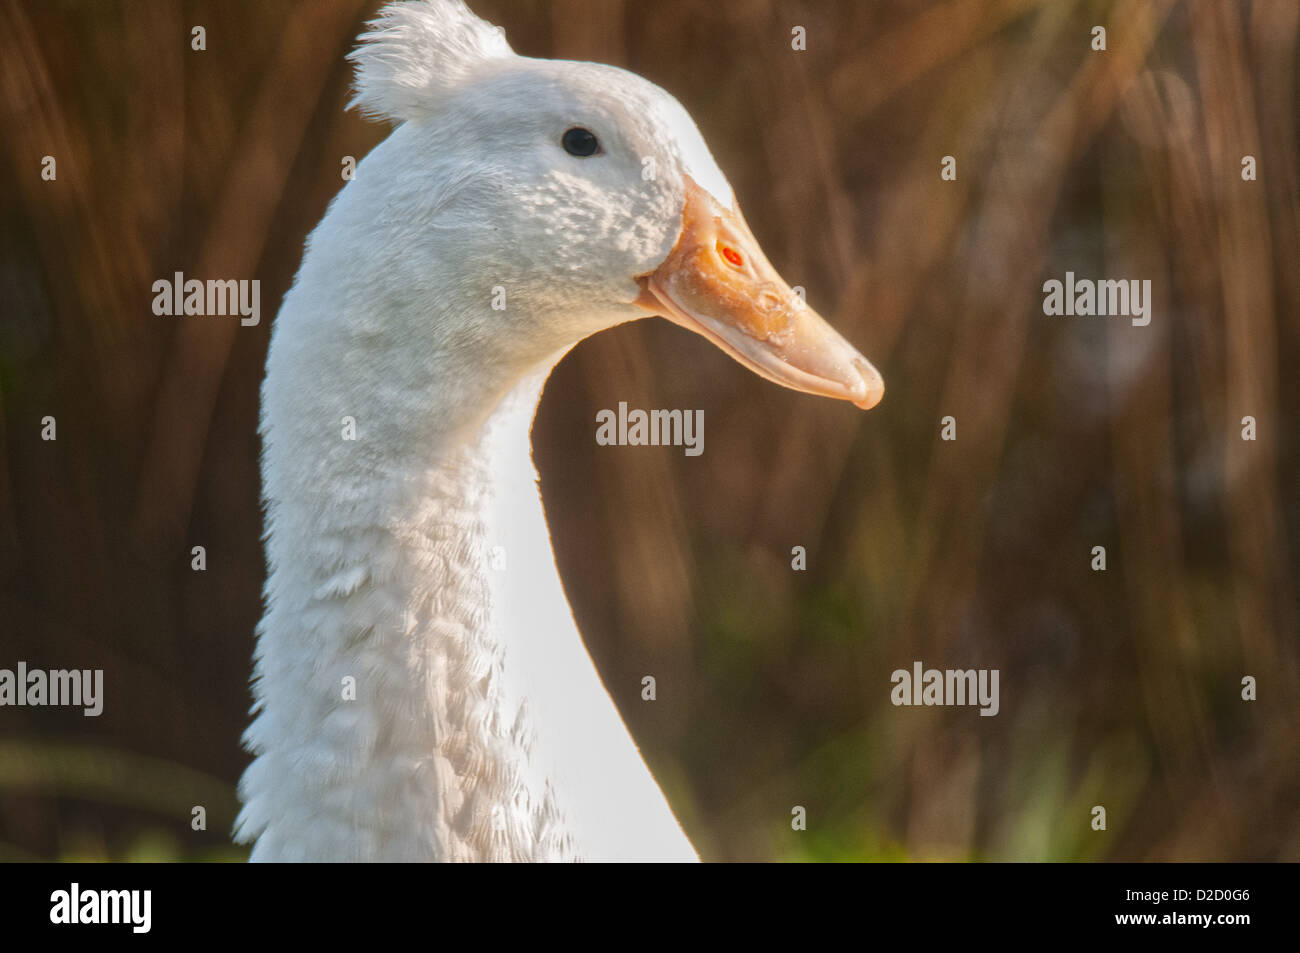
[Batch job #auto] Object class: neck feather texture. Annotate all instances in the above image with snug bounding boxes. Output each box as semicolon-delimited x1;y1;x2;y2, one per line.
236;198;696;861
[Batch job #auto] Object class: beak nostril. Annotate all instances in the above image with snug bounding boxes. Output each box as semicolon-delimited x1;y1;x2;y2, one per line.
717;242;744;269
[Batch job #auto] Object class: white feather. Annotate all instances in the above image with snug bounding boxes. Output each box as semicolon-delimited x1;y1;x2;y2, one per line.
348;0;513;122
236;0;737;862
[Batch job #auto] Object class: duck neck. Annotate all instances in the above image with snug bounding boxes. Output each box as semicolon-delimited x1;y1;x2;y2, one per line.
239;260;696;860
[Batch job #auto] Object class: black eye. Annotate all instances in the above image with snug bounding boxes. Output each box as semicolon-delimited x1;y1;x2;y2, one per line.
562;127;600;157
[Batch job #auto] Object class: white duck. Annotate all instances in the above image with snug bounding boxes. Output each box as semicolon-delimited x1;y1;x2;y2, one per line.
235;0;883;862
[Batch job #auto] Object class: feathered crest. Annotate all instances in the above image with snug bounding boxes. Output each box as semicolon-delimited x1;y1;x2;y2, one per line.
348;0;514;122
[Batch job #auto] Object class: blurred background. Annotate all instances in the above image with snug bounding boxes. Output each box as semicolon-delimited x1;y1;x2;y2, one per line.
0;0;1297;861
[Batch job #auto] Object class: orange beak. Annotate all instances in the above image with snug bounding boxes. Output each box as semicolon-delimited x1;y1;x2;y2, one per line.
636;176;884;410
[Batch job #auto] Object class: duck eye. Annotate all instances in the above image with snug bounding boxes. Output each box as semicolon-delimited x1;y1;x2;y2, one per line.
562;127;600;157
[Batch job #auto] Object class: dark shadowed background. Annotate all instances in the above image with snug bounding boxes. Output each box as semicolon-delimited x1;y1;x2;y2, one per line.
0;0;1297;861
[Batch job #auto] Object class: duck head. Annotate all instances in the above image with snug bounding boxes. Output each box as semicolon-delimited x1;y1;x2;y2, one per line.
348;0;884;410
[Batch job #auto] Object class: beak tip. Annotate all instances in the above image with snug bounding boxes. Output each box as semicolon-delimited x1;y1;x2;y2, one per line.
850;357;885;410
